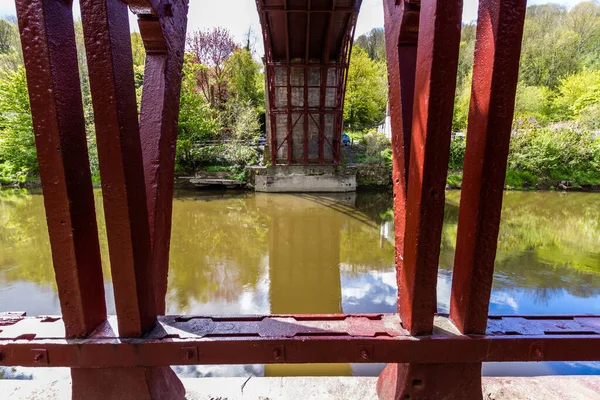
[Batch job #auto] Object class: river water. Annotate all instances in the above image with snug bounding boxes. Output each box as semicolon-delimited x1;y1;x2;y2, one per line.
1;189;599;378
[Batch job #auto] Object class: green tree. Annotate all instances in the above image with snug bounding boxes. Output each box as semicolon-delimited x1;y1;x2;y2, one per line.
456;23;476;89
225;48;264;109
231;102;261;141
343;46;387;131
0;67;36;182
452;71;472;131
176;54;219;170
0;18;23;72
514;83;552;124
553;69;600;121
519;5;580;88
354;28;386;61
0;19;15;54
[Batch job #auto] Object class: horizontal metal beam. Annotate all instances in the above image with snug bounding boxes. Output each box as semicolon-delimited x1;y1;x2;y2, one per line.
0;314;599;367
269;110;342;115
262;6;355;13
266;61;348;67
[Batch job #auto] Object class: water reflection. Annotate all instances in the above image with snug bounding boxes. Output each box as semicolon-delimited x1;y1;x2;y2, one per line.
1;189;599;378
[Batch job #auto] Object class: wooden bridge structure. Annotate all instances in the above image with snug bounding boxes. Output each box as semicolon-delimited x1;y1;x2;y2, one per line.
2;0;599;399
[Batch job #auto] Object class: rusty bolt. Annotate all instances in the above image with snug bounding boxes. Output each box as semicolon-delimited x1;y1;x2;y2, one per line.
529;344;544;360
272;345;285;361
30;349;48;364
357;345;373;361
180;346;198;362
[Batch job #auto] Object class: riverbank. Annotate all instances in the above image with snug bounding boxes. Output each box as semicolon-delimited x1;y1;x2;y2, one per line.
3;376;600;399
446;171;600;192
3;164;600;192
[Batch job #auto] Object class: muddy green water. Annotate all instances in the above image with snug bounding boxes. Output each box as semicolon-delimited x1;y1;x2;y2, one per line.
1;189;599;378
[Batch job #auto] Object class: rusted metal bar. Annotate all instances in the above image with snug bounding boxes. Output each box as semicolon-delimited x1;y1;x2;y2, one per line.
336;10;358;164
270;110;342;115
319;0;335;164
268;61;349;67
76;2;187;399
379;0;470;398
400;0;463;336
15;0;106;338
257;5;278;164
304;1;311;164
384;0;419;265
1;314;600;367
450;0;527;335
284;0;293;164
261;6;355;13
267;64;278;163
378;4;420;397
127;0;189;315
80;0;155;339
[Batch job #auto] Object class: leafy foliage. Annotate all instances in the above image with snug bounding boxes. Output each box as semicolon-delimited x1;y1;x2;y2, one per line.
552;69;600;122
343;47;387;131
176;55;220;170
186;27;238;109
225;48;264;110
354;28;386;61
507;128;600;181
0;67;35;182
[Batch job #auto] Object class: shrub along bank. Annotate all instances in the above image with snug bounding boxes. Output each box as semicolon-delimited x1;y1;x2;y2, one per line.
350;128;600;191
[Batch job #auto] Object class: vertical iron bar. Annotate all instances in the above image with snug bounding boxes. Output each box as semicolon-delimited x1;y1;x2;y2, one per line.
304;1;311;164
379;1;485;399
319;0;335;164
80;0;155;338
284;2;292;164
76;2;187;398
450;0;527;334
337;9;358;164
400;0;463;335
133;3;189;315
15;0;106;338
383;0;419;302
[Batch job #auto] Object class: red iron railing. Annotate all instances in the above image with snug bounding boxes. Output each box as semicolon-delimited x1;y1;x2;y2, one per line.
1;0;599;399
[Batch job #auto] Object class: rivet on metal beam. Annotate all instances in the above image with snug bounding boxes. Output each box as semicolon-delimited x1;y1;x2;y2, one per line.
31;349;48;365
529;343;545;361
357;345;373;361
272;345;285;362
180;346;198;363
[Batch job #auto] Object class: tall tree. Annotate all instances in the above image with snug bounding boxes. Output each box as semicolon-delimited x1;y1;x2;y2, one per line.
354;27;385;61
187;27;238;109
225;48;264;108
0;18;22;72
343;46;387;131
0;19;14;54
0;67;36;180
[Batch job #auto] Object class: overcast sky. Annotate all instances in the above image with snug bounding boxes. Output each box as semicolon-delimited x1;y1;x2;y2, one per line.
0;0;587;57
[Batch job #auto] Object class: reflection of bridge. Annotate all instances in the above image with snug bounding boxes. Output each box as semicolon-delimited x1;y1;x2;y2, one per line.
4;0;600;399
260;193;351;376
